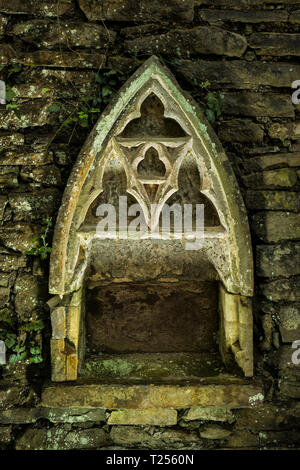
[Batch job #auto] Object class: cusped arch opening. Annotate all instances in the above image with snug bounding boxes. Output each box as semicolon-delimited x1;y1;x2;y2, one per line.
48;56;254;385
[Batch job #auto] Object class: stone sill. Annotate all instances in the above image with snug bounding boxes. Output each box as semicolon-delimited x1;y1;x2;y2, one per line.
41;378;264;410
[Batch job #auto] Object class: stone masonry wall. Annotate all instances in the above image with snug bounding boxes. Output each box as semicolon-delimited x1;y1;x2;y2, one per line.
0;0;300;450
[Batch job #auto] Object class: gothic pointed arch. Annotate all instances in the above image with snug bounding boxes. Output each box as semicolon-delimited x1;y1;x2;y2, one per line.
48;56;254;381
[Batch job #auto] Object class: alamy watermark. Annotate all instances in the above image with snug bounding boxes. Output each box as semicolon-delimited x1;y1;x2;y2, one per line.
0;80;6;105
291;340;300;365
0;340;6;365
291;80;300;105
95;196;205;250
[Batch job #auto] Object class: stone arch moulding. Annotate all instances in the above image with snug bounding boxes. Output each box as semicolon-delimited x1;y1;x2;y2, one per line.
48;56;254;382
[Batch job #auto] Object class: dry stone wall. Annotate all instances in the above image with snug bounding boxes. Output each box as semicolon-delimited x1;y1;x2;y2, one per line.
0;0;300;450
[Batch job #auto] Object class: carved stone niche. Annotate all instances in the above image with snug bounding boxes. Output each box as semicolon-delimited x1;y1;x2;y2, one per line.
48;56;254;388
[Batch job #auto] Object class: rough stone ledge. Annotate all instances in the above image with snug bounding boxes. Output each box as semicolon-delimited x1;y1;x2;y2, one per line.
41;381;264;410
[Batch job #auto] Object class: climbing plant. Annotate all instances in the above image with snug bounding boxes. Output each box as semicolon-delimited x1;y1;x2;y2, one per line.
25;217;53;261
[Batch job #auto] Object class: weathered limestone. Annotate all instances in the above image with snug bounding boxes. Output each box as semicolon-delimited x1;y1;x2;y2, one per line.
243;169;297;189
0;44;17;65
243;152;300;172
184;407;234;422
110;426;199;449
10;20;116;49
14;273;47;319
260;277;300;302
0;407;106;424
0;133;24;149
268;122;300;141
125;27;247;58
290;10;300;23
246;191;300;212
0;0;73;16
175;60;300;89
0;166;18;188
199;424;232;439
196;0;300;6
17;51;106;69
218;119;264;143
279;304;300;342
0;13;7;38
0;147;53;166
256;243;300;278
9;189;61;222
250;33;300;56
108;409;178;426
0;101;53;129
0;253;26;272
16;427;111;450
219;285;253;377
21;165;61;186
199;9;288;23
0;223;39;252
42;382;263;409
252;212;300;243
221;93;294;118
79;0;195;22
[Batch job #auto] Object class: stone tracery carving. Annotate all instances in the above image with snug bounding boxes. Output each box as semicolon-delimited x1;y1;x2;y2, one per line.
48;56;254;382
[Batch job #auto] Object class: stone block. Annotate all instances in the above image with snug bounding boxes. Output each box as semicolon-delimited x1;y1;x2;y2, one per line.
243;169;297;189
20;165;61;186
0;100;53;129
250;33;300;56
184;407;234;422
221;93;294;117
174;59;300;90
0;147;53;166
125;27;247;58
0;253;26;272
0;133;24;150
9;189;61;222
260;277;300;302
41;382;264;409
268;122;300;140
218;119;264;143
79;0;194;22
199;424;232;439
18;51;106;69
0;223;39;252
244;153;300;172
252;212;300;243
256;243;300;278
10;20;116;50
14;273;47;318
51;307;66;339
0;0;73;16
110;426;199;449
199;9;288;23
290;10;300;23
16;427;111;450
279;304;300;342
108;409;177;426
245;191;300;212
42;407;106;424
0;166;18;188
0;14;7;39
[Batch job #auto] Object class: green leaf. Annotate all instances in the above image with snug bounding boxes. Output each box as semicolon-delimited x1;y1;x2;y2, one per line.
5;85;16;102
29;355;43;364
30;346;41;355
206;109;216;123
47;103;61;113
42;88;50;93
102;87;112;97
5;333;17;349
